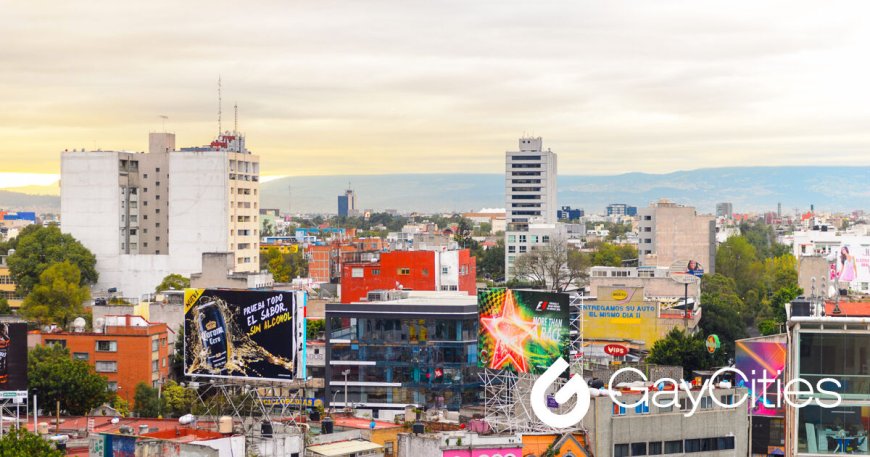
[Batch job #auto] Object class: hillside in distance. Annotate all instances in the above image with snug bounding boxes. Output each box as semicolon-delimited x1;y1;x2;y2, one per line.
261;167;869;215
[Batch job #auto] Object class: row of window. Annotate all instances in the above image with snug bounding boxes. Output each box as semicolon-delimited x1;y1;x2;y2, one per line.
613;436;735;456
511;163;541;169
510;155;542;161
613;396;733;416
0;275;13;285
511;187;542;192
507;235;551;244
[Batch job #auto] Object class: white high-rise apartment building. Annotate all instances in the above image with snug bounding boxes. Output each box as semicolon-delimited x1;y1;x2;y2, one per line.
61;131;260;297
504;137;558;278
505;137;557;229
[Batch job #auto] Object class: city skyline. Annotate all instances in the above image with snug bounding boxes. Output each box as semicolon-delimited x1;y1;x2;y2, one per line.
6;1;870;188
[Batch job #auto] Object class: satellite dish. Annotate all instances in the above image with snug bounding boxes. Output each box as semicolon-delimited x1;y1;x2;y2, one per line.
72;317;86;332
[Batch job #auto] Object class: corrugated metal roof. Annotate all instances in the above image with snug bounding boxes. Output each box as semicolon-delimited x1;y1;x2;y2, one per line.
308;440;383;457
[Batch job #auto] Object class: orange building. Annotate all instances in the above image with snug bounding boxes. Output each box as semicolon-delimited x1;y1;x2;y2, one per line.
38;315;170;406
522;433;590;457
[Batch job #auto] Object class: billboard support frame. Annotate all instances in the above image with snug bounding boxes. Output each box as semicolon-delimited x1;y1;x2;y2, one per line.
189;377;307;449
0;391;27;437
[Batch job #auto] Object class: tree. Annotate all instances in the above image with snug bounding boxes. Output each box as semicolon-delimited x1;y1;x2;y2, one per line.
155;273;190;293
646;328;712;378
715;236;759;298
0;426;63;456
513;237;582;292
169;325;185;381
698;300;747;363
161;380;196;418
261;248;308;282
589;242;637;267
20;261;90;327
28;344;111;415
0;298;11;315
7;225;97;296
307;319;325;340
133;382;160;418
478;239;505;281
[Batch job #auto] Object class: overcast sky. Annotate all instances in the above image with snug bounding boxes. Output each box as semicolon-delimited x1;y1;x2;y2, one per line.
4;0;870;185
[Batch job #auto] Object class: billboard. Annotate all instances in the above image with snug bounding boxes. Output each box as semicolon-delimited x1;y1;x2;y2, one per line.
0;322;27;391
478;289;570;375
580;286;664;346
735;336;787;417
184;289;299;381
834;243;870;291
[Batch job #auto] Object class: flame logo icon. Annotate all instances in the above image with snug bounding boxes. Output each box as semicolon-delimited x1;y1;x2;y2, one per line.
530;357;590;428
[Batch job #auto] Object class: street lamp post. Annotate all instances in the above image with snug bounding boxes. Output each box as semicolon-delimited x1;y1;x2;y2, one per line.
341;369;351;413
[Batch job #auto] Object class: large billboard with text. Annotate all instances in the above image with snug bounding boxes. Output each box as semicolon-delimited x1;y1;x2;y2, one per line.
184;289;299;381
735;336;787;417
0;322;27;391
478;289;570;375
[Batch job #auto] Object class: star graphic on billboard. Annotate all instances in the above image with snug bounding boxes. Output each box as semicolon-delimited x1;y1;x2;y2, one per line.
481;290;539;372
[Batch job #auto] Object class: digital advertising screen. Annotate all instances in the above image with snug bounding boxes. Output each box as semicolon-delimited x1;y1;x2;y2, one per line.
478;288;570;375
184;289;297;381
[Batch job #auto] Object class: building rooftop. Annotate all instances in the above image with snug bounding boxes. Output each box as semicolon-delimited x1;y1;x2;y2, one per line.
824;301;870;317
358;290;476;306
307;439;383;457
332;416;402;430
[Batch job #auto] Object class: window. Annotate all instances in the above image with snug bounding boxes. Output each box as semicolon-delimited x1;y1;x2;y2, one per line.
156;181;160;186
717;437;734;450
663;440;682;454
519;246;527;253
630;443;647;456
720;394;734;405
648;442;662;455
519;235;526;243
96;340;118;352
397;268;410;275
422;268;429;276
508;246;516;253
700;397;712;409
613;404;625;415
152;339;159;351
658;404;673;413
507;235;516;243
108;381;118;392
152;360;158;372
96;361;118;373
684;439;700;453
156;167;160;172
542;235;550;243
679;398;690;411
372;269;380;276
73;352;89;361
156;195;160;200
351;268;364;278
635;401;649;414
613;444;629;457
441;266;449;274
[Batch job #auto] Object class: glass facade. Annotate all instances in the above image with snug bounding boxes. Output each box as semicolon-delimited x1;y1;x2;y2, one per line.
796;329;870;455
327;314;480;411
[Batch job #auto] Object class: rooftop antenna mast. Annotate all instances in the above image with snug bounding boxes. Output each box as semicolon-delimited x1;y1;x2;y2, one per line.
218;76;222;135
234;102;238;134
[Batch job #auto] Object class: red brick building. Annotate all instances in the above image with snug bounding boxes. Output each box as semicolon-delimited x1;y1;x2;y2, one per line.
39;315;171;405
340;249;477;303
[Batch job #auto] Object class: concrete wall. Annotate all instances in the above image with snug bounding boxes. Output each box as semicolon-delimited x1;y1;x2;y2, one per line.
191;435;245;457
61;151;124;293
638;202;715;275
168;151;230;275
398;433;444;457
584;389;748;457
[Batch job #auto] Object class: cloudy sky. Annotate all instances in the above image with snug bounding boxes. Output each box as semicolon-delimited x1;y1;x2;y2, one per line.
3;1;870;187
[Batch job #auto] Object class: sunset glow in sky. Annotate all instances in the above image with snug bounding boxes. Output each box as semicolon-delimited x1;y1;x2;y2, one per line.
5;1;870;188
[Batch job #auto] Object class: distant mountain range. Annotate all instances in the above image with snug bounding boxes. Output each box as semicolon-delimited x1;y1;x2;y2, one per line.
2;167;867;214
260;167;867;214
